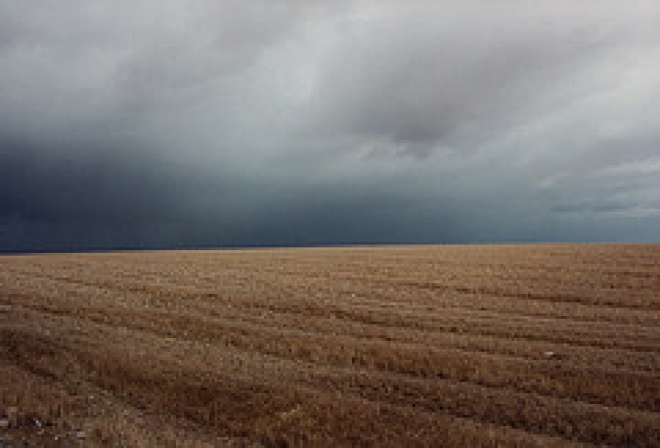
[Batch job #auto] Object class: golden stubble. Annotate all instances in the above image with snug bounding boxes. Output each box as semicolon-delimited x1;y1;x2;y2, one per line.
1;244;659;446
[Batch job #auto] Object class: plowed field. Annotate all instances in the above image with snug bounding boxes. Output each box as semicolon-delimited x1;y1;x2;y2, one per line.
1;245;659;446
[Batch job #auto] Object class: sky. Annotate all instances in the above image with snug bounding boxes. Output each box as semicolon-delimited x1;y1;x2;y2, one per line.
1;1;660;252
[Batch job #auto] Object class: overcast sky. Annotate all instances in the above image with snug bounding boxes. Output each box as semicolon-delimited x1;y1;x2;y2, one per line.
1;1;659;252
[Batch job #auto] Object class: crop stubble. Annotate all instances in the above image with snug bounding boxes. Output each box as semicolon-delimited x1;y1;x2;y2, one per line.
0;244;659;446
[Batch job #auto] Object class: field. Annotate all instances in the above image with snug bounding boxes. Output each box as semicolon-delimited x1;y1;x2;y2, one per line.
0;244;659;447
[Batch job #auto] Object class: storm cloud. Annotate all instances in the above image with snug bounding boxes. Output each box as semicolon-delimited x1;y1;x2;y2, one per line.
1;1;659;252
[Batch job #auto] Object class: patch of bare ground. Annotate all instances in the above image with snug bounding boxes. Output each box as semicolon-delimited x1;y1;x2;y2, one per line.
1;244;659;446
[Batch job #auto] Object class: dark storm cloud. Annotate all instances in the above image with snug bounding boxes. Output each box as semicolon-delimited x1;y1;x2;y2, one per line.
0;138;174;224
0;138;461;251
1;1;660;252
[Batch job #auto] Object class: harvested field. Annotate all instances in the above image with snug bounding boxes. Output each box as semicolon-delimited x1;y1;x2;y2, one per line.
0;244;659;447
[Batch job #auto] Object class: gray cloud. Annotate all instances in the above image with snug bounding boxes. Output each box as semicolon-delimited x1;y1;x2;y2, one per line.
1;1;660;252
305;5;612;155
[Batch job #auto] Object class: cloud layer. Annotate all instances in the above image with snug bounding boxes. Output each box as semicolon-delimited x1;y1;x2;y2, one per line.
2;1;660;251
